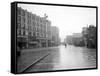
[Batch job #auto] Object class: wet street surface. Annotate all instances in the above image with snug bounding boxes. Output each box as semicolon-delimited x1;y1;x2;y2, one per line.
24;45;96;72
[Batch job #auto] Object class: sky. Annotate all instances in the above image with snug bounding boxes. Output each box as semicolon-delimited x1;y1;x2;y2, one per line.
18;4;96;42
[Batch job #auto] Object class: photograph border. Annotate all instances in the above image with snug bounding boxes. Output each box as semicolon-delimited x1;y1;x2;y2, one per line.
11;1;98;74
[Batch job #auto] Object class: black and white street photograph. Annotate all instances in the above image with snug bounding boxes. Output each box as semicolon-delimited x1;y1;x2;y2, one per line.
16;3;97;73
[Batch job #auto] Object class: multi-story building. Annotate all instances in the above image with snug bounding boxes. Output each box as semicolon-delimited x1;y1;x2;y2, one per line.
17;7;60;49
51;26;60;46
17;7;28;49
82;26;89;47
65;35;73;45
82;25;96;48
65;33;84;46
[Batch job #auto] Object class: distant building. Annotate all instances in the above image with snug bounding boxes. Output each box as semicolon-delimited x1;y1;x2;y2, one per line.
51;26;60;46
65;35;73;45
73;33;82;38
65;33;84;46
82;27;88;47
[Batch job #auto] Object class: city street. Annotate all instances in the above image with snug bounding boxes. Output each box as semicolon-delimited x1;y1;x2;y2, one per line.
24;45;96;72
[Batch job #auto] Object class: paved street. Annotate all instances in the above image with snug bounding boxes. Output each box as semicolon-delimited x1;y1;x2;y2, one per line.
24;45;96;72
17;47;50;73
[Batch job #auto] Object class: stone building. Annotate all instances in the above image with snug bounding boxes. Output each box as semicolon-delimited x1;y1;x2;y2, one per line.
65;33;84;46
17;7;60;49
51;26;60;46
82;25;96;48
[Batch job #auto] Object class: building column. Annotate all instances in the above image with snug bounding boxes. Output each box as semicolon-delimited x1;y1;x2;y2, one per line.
39;39;41;48
46;40;48;47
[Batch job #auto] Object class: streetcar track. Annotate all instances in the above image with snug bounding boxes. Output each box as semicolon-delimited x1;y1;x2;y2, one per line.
20;53;50;73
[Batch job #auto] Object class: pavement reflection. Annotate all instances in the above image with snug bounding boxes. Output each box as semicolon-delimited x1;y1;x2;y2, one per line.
25;45;96;72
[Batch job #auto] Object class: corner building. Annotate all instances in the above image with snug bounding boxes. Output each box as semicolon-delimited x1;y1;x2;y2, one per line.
17;7;53;49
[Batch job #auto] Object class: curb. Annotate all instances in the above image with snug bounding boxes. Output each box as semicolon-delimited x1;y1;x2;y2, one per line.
20;53;50;73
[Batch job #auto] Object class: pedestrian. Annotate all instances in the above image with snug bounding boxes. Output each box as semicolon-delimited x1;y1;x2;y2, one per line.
65;43;67;47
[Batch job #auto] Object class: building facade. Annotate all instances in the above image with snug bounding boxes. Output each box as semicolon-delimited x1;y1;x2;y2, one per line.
51;26;60;46
82;27;88;47
82;25;96;48
17;7;60;49
65;33;84;46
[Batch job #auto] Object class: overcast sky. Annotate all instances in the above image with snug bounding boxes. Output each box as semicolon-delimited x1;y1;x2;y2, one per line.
18;4;96;42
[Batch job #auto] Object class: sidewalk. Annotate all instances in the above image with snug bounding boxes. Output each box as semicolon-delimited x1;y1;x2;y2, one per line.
21;46;59;53
17;47;57;73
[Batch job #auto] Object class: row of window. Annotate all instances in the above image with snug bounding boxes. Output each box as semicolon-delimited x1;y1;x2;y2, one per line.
17;7;52;39
17;24;47;33
17;29;47;38
17;16;47;30
18;16;47;27
18;8;47;25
